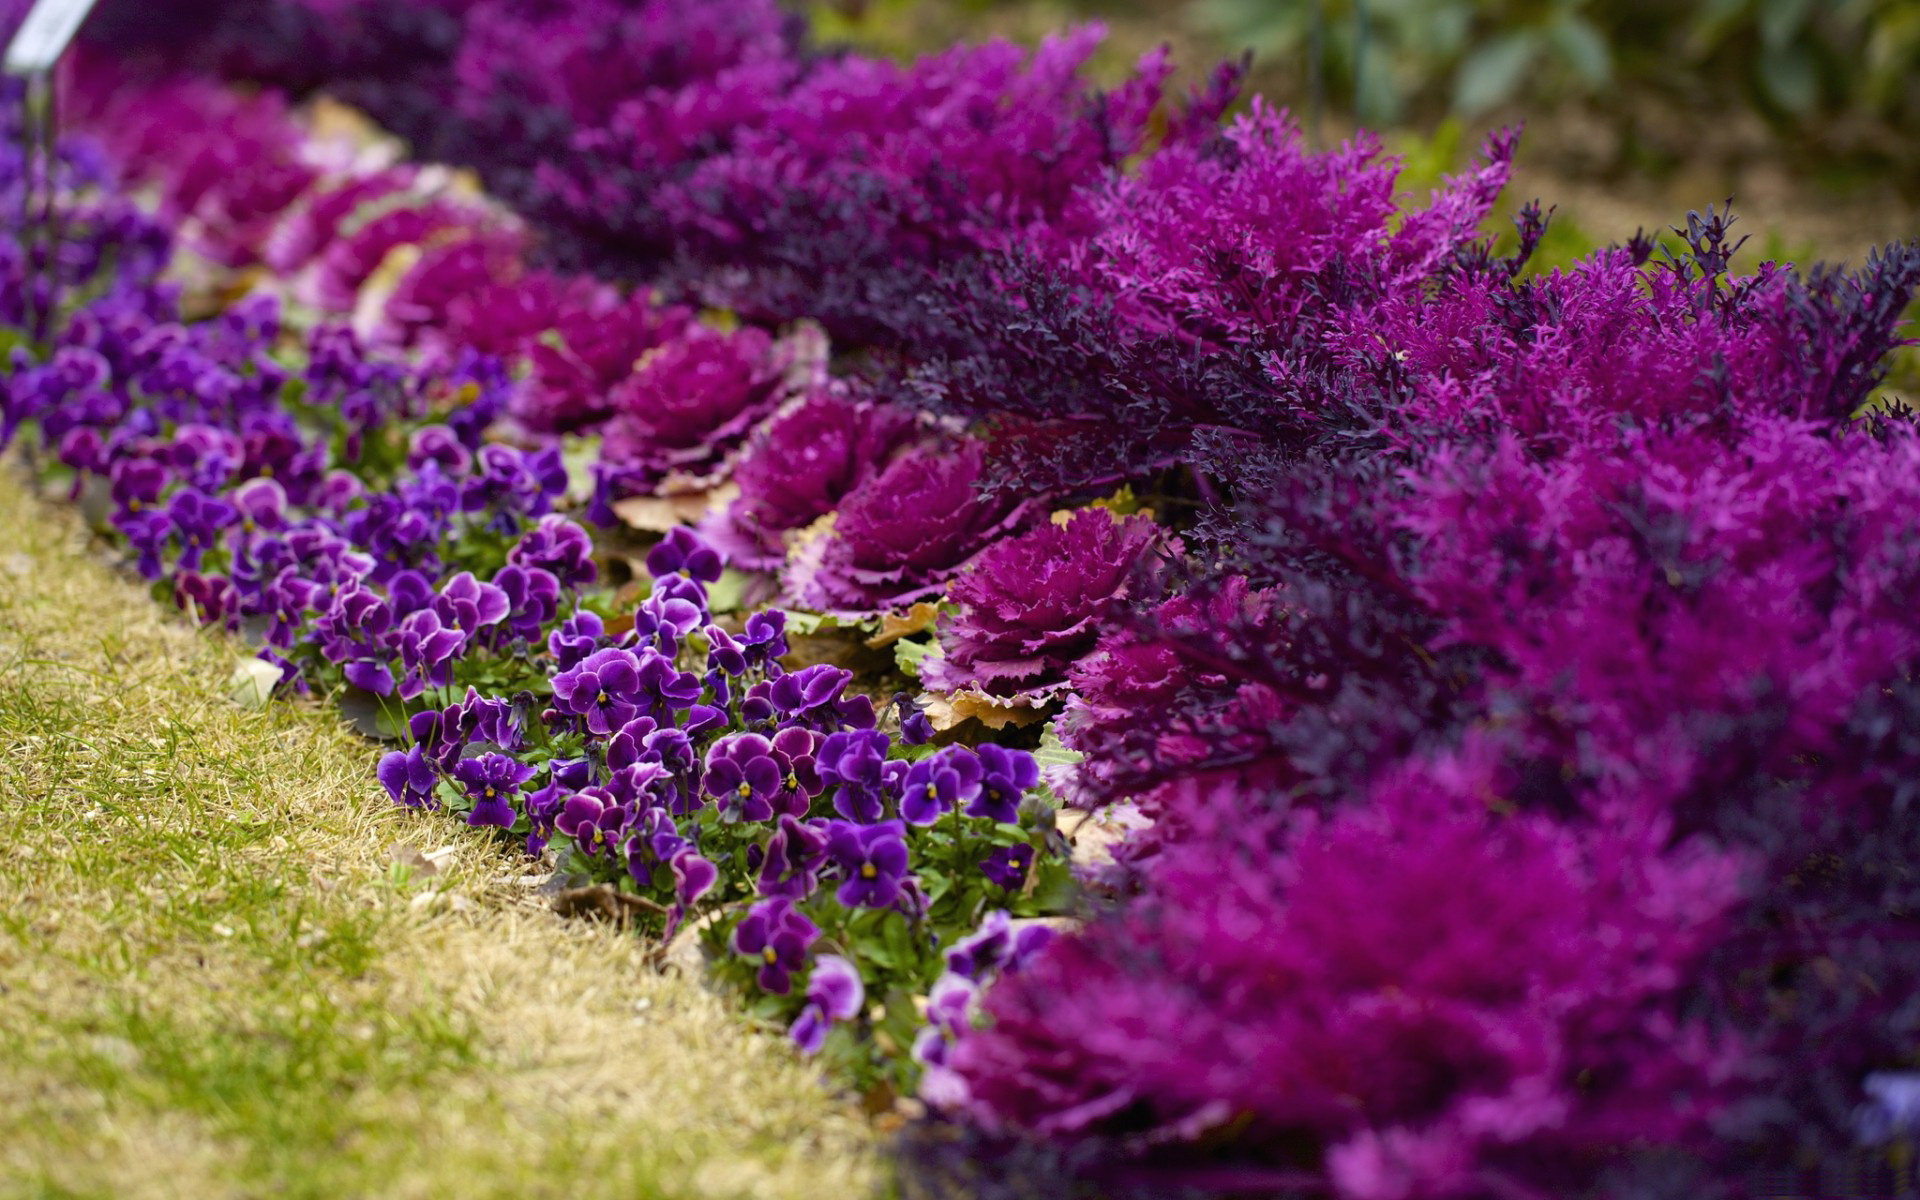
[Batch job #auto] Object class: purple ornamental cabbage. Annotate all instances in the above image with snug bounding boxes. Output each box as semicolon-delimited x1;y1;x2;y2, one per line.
925;508;1159;697
598;323;794;484
783;440;1035;615
699;389;921;571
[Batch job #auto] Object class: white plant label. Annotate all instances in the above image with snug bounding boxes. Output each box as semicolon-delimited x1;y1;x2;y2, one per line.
5;0;103;76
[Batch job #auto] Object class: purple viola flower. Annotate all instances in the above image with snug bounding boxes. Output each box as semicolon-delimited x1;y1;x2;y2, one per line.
895;692;934;745
464;690;527;752
741;610;789;671
108;455;169;518
631;593;705;656
229;476;290;534
315;581;397;695
731;897;820;995
827;819;911;909
816;728;893;823
670;850;719;909
492;564;561;643
646;526;725;584
741;663;875;732
944;909;1056;981
704;733;787;823
981;844;1034;891
164;487;238;571
549;611;607;671
508;514;598;590
433;570;512;637
523;773;568;857
925;971;979;1038
631;651;704;724
407;424;473;475
555;787;632;857
397;608;467;700
550;647;645;735
388;569;438;617
174;571;240;631
377;745;438;809
314;469;364;517
120;508;174;581
901;745;983;826
606;761;676;810
758;814;831;899
453;752;537;828
791;955;865;1056
969;743;1039;825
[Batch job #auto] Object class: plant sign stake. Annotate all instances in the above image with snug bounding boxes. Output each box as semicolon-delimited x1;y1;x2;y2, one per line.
6;0;103;345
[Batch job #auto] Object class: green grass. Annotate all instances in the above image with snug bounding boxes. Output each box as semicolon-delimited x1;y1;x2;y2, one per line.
0;466;881;1200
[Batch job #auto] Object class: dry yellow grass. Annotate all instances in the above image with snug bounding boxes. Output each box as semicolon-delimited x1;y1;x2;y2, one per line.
0;466;881;1200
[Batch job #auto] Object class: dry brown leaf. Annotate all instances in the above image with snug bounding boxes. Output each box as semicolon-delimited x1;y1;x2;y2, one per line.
1057;804;1150;868
864;602;942;649
920;689;1050;732
610;483;738;532
551;884;670;926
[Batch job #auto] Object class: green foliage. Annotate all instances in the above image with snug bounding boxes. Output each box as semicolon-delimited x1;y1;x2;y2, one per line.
1194;0;1920;141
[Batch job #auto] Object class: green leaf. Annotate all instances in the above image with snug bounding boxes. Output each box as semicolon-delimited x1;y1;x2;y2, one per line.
1452;30;1541;116
1547;14;1612;87
894;638;933;679
703;567;755;615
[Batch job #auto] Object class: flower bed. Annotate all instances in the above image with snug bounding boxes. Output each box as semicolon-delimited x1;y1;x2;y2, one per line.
5;3;1920;1197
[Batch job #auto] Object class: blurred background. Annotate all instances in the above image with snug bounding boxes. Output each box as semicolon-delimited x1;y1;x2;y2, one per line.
807;0;1920;265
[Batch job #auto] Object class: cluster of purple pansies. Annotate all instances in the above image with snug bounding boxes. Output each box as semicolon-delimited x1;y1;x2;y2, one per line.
8;3;1920;1197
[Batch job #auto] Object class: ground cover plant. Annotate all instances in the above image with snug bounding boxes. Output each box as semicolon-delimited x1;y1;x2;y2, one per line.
4;3;1920;1198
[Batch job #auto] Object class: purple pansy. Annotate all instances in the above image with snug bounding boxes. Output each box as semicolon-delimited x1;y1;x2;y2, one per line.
509;514;598;590
548;610;606;671
433;570;512;637
980;844;1033;891
377;744;438;810
968;744;1038;825
826;819;911;909
452;752;537;828
554;787;632;858
550;647;646;735
731;897;820;994
396;608;467;700
646;526;725;584
758;814;831;899
900;745;982;826
791;954;865;1055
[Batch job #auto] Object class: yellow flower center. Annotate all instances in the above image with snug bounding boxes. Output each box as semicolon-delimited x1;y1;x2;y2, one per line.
786;773;799;791
860;863;877;880
762;946;778;964
737;783;753;799
260;465;274;478
597;691;609;705
127;498;141;512
484;787;495;798
924;784;938;800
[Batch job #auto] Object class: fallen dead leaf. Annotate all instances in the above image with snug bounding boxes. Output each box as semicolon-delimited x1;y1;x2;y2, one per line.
389;844;441;878
920;689;1050;732
610;482;738;532
551;884;671;926
865;602;942;649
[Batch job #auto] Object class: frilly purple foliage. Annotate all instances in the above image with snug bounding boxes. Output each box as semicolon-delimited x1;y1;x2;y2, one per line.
782;439;1035;616
925;509;1160;697
699;387;921;572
